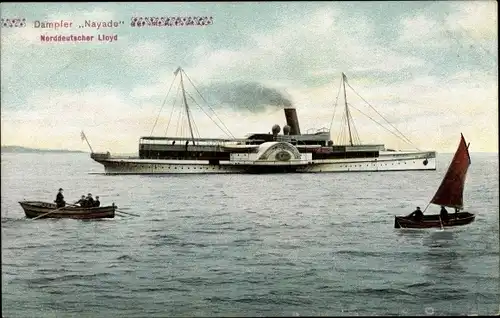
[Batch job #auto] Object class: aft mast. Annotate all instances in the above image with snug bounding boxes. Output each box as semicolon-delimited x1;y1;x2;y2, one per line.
342;73;354;146
175;67;196;145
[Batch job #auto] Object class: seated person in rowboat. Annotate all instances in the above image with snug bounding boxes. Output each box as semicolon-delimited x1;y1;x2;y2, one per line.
440;206;449;222
408;206;424;221
76;195;86;207
86;193;95;207
94;196;100;207
55;188;66;208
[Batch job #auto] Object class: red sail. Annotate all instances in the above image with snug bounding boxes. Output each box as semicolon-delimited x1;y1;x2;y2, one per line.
430;134;471;208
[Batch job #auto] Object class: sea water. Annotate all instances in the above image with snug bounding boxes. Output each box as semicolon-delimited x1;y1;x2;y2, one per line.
1;152;498;317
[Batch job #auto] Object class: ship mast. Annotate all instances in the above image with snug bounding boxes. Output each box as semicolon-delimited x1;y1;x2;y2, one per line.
342;72;354;146
175;67;196;145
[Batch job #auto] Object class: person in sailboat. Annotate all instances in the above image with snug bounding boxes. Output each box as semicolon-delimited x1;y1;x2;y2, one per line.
55;188;66;208
440;206;449;223
408;206;423;221
94;196;100;207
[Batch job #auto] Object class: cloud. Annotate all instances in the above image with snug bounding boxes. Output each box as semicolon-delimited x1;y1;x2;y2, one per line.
1;2;497;154
122;40;171;69
180;6;426;87
397;1;498;53
398;15;448;47
445;1;498;41
1;67;497;153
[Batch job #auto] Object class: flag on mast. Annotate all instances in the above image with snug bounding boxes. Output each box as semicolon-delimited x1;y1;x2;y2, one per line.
81;131;86;142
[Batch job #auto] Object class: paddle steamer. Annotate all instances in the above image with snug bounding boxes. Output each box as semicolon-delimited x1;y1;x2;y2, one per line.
90;68;436;174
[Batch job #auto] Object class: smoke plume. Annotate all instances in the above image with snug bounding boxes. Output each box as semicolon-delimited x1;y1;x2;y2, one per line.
201;81;293;112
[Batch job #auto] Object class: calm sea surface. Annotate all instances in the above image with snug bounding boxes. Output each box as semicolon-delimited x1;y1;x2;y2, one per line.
1;152;499;317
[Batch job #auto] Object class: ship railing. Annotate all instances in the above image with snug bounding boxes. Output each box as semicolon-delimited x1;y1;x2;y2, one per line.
109;155;139;159
91;152;138;159
305;127;330;134
90;152;111;160
139;136;265;147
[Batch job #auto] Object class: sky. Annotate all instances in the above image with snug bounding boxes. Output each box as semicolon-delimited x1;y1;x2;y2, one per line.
1;1;498;153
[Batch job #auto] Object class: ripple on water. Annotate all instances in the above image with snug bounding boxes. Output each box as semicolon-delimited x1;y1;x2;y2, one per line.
1;153;498;316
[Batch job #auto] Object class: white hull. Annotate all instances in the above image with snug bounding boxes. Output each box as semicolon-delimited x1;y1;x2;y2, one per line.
93;151;436;174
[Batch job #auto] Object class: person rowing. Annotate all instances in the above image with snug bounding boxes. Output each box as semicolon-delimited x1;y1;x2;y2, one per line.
76;195;86;207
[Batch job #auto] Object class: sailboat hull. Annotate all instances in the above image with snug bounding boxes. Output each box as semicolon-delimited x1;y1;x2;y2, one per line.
394;212;475;229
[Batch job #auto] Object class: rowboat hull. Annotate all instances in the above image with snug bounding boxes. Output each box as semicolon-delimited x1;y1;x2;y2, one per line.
19;201;116;219
394;212;475;229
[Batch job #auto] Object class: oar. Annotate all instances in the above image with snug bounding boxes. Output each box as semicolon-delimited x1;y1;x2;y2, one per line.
115;209;140;217
438;216;444;230
32;202;79;220
115;212;135;218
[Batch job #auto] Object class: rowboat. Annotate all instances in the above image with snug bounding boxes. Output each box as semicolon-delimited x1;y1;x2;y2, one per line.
394;133;475;229
19;201;116;219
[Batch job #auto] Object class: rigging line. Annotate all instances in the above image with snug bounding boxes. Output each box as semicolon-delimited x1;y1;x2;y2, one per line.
345;81;415;147
346;105;361;144
337;112;346;145
181;70;235;138
335;113;342;144
342;112;349;145
347;102;415;148
338;112;345;145
342;114;348;145
329;77;343;135
183;70;234;138
350;115;362;144
175;102;183;137
186;94;202;138
184;90;233;139
164;82;182;136
345;82;420;150
191;110;201;139
150;72;178;136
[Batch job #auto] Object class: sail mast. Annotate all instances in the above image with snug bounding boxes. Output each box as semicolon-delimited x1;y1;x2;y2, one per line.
342;73;353;146
176;67;196;145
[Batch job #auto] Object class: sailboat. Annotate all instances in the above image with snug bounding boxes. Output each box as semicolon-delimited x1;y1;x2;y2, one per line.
394;134;475;229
